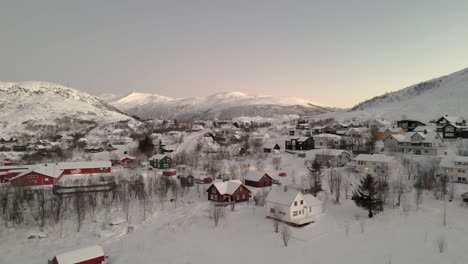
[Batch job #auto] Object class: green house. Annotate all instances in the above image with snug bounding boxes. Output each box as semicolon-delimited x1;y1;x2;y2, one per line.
150;154;172;169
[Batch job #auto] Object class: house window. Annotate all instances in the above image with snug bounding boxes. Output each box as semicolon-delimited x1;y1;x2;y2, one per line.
236;195;240;200
294;201;297;206
270;208;276;213
214;194;217;200
212;188;216;194
293;211;298;216
242;194;245;199
45;178;49;182
458;169;465;173
300;200;303;205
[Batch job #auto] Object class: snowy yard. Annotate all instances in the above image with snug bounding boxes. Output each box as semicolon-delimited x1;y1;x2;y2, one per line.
3;188;468;264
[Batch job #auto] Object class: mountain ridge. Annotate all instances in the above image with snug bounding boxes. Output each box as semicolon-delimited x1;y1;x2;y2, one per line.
111;90;335;120
0;81;137;139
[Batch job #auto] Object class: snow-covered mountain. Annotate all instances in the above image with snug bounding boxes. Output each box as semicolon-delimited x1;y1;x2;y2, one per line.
320;67;468;123
111;91;334;120
0;82;137;138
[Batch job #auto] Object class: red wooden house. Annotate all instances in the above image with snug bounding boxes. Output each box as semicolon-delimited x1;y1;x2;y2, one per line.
49;245;106;264
163;169;177;177
244;171;273;188
0;165;32;183
206;180;251;204
7;161;112;186
10;168;59;186
120;156;137;167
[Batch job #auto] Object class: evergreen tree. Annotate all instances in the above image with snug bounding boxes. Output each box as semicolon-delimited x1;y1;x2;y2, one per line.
352;174;383;218
138;136;155;157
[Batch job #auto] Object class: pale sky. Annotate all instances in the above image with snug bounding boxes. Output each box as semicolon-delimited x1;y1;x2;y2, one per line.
1;0;468;107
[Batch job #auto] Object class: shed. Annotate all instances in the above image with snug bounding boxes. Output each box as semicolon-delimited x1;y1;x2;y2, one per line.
49;245;105;264
244;171;273;188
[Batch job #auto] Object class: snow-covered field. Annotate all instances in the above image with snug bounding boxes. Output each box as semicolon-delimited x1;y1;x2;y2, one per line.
3;186;468;264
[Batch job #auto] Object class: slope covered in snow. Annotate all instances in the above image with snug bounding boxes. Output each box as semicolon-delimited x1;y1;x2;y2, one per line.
0;81;136;138
111;91;334;120
319;67;468;123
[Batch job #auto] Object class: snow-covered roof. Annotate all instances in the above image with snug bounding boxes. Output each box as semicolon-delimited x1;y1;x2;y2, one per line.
439;115;464;124
211;180;247;195
386;134;406;142
266;186;300;206
414;126;437;132
303;194;322;207
371;119;392;126
345;127;368;135
313;133;342;139
54;245;104;263
354;154;396;163
315;149;349;157
288;136;311;142
402;131;440;143
383;127;402;133
245;171;270;182
312;126;329;130
13;166;61;180
454;156;468;163
150;154;169;160
55;161;111;170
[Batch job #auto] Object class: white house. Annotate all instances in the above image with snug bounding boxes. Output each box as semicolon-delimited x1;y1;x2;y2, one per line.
383;134;405;153
266;186;322;227
314;149;351;167
440;155;468;183
313;133;343;149
397;131;445;156
354;154;400;177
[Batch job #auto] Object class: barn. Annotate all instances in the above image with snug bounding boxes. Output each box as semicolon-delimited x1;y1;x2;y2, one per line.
10;168;59;186
206;180;251;204
49;245;106;264
57;161;112;175
0;165;31;182
244;171;273;188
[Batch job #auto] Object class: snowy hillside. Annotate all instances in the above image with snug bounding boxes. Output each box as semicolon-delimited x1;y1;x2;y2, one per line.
322;67;468;123
112;91;334;120
0;82;136;138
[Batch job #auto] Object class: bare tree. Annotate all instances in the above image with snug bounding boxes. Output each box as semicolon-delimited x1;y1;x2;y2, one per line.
334;170;343;203
344;223;350;237
271;206;282;233
280;224;291;247
436;234;447;253
272;156;282;171
390;171;408;207
414;175;424;209
73;193;86;232
36;189;47;232
328;166;336;195
208;204;225;227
